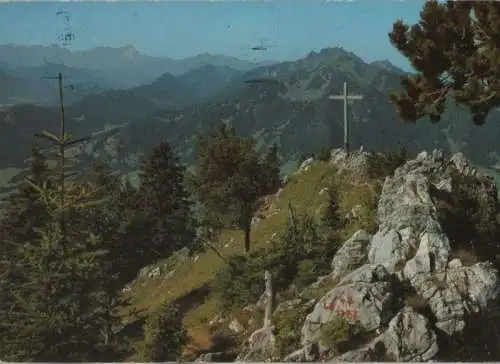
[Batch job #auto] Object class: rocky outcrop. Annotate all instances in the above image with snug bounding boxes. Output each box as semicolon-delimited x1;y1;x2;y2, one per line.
330;230;371;282
302;264;397;359
330;307;438;362
329;148;370;173
137;247;190;279
238;149;500;362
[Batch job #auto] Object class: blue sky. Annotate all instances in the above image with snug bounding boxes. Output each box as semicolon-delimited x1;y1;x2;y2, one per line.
0;1;426;70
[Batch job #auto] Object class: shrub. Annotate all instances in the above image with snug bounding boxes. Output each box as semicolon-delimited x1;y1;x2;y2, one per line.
433;172;500;264
141;303;188;361
319;316;355;355
321;185;345;231
212;254;261;313
317;147;332;162
356;188;380;234
213;210;335;313
274;306;309;358
210;327;240;354
296;259;326;289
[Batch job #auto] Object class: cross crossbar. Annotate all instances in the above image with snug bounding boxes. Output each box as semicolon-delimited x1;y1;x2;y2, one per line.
329;82;364;154
329;95;364;100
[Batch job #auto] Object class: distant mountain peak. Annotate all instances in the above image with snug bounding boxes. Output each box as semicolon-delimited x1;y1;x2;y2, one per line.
120;45;139;56
305;46;365;65
370;59;405;74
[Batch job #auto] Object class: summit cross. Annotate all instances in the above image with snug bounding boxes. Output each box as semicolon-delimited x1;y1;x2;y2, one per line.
329;82;364;155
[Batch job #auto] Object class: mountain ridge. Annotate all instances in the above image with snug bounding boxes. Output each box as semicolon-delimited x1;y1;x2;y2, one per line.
0;44;276;89
1;46;499;192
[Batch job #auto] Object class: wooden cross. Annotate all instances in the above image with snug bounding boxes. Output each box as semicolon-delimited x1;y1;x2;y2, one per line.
329;82;364;155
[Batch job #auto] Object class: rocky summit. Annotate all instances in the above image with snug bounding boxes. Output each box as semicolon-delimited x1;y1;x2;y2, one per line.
214;149;500;362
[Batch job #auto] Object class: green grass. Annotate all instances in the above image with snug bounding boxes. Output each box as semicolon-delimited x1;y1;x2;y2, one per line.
124;160;381;359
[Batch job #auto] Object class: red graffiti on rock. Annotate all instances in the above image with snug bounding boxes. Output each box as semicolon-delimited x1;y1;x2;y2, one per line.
323;295;358;320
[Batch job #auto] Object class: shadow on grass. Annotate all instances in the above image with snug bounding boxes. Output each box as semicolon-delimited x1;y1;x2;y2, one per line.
172;282;212;316
113;309;148;360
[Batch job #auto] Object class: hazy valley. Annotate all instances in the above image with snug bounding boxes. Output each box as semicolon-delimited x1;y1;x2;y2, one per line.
2;44;500;194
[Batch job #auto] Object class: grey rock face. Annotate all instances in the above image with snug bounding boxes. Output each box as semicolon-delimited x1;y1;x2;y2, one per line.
301;265;396;349
238;150;500;362
330;229;371;281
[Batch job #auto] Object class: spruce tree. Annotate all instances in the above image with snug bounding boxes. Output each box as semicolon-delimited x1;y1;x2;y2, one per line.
141;303;188;362
194;123;281;254
0;73;125;361
1;144;50;252
137;141;195;263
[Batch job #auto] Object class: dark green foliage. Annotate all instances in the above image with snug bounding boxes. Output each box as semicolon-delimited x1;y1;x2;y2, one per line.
1;144;50;254
95;175;155;285
213;254;272;313
0;149;123;361
296;259;324;289
193;123;281;254
263;142;282;191
320;184;345;241
388;1;500;125
319;317;356;356
274;306;309;357
213;209;338;313
0;229;109;361
0;79;127;361
317;146;332;162
432;172;500;264
141;303;188;362
137;141;196;263
365;147;407;180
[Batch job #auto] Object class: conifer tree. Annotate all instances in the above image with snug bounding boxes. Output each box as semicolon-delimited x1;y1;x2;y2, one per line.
1;144;50;251
388;1;500;125
263;142;282;189
194;123;281;254
81;161;133;351
137;141;195;263
141;303;188;361
0;73;125;361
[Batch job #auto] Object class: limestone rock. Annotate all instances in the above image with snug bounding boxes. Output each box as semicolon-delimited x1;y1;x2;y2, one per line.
236;326;276;362
380;307;439;361
330;229;371;281
229;318;245;333
301;265;395;349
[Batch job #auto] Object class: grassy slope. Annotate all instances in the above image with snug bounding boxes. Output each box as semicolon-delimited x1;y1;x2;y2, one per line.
123;160;381;359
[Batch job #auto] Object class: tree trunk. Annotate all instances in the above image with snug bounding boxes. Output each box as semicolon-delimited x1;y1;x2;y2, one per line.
242;203;252;255
244;225;251;255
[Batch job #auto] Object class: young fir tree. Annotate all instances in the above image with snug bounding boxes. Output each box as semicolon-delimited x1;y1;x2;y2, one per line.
0;73;125;361
263;142;282;189
141;303;188;361
81;160;133;352
388;1;500;125
137;141;195;263
194;123;281;254
1;144;50;252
